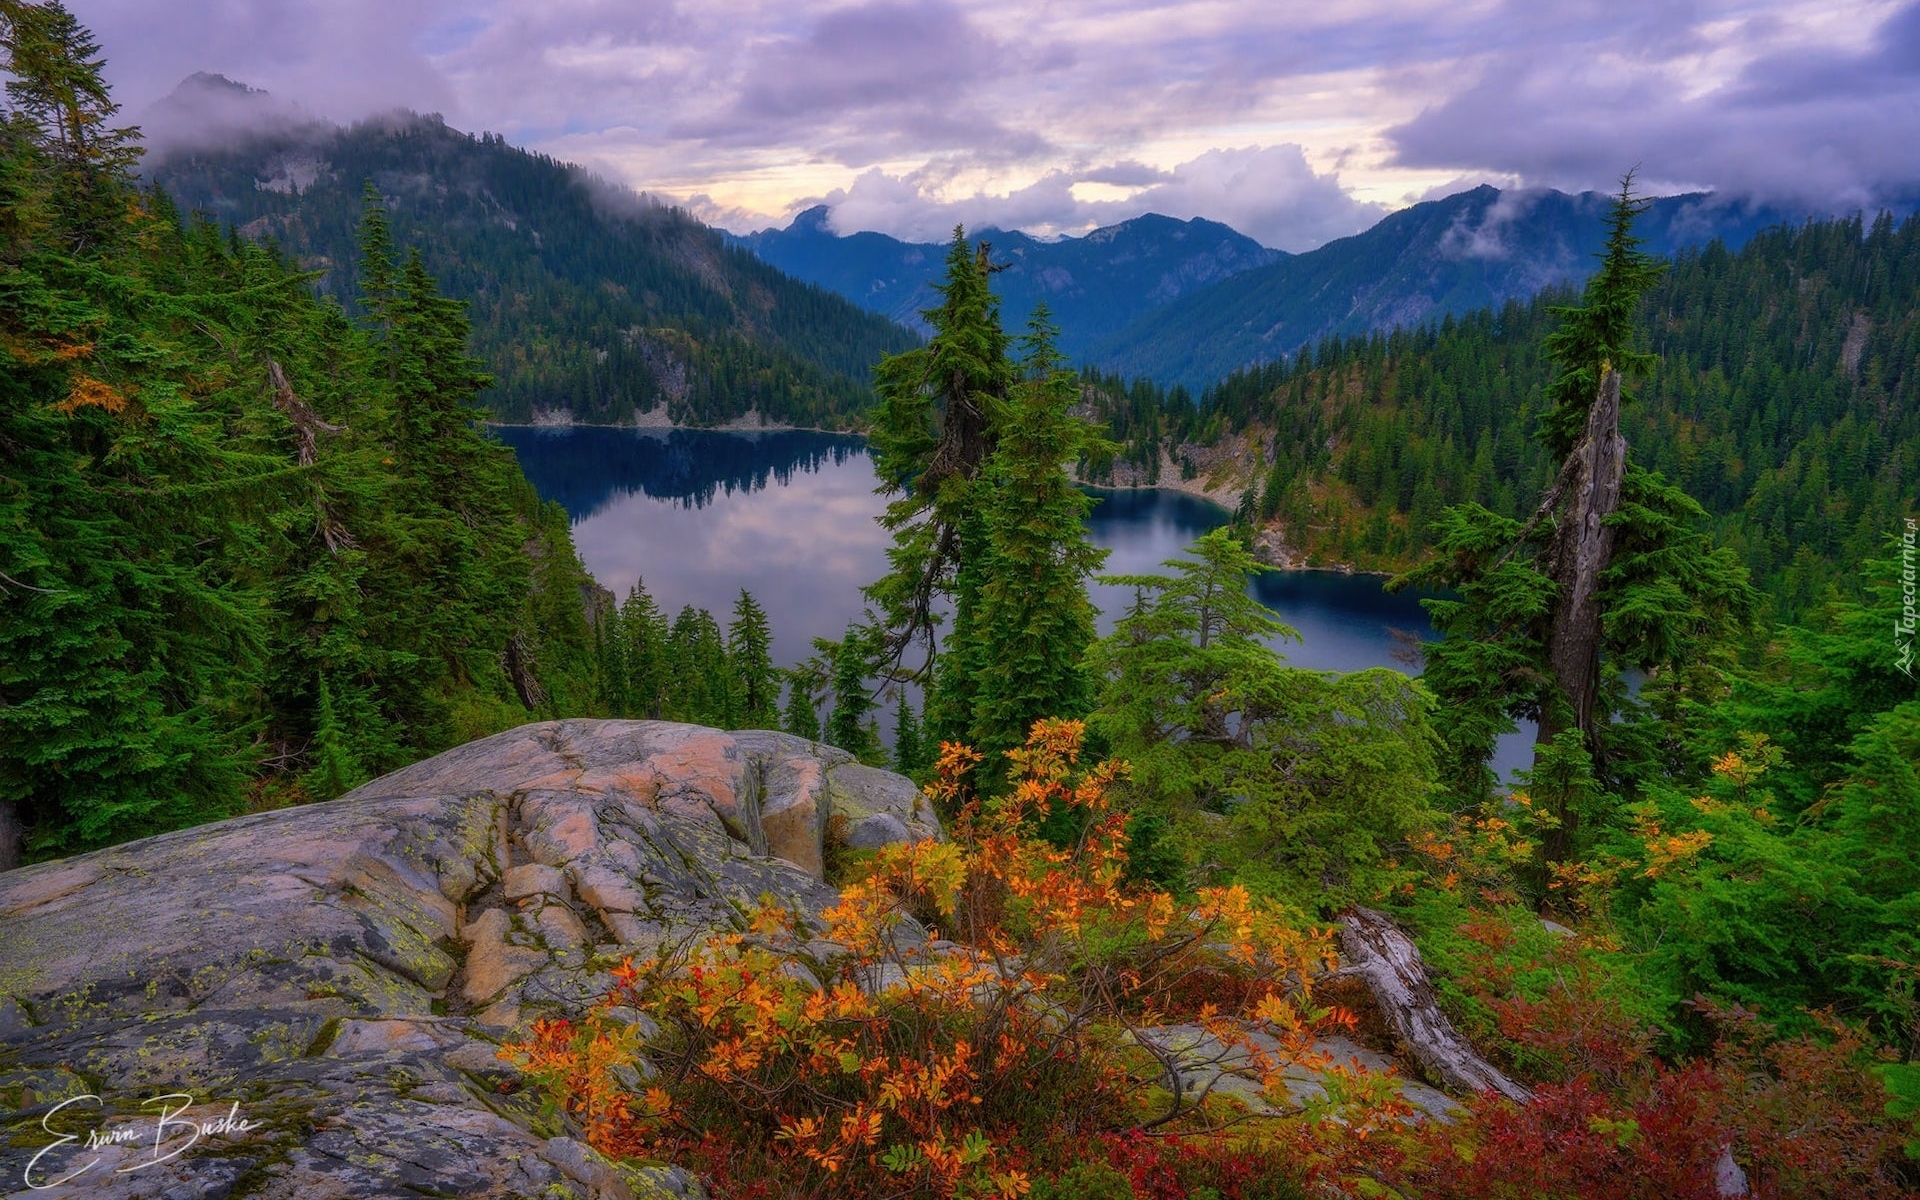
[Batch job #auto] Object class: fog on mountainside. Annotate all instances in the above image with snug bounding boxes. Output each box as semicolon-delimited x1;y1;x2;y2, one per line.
141;72;1829;419
738;182;1808;393
138;70;329;154
1090;184;1807;390
141;78;919;427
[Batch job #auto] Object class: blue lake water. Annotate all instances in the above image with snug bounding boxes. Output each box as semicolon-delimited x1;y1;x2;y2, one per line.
496;426;1529;777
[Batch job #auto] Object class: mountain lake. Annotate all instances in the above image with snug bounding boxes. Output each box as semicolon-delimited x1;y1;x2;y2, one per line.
495;425;1531;778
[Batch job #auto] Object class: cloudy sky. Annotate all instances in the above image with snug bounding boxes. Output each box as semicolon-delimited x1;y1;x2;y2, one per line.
71;0;1920;250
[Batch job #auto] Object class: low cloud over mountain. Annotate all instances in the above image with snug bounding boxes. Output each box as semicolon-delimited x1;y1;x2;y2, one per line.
79;0;1920;248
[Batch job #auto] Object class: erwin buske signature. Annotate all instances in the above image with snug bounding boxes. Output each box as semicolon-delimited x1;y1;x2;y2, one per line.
23;1093;259;1190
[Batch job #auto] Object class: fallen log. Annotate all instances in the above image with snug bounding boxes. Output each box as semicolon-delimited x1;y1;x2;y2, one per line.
1337;908;1750;1194
1337;906;1533;1103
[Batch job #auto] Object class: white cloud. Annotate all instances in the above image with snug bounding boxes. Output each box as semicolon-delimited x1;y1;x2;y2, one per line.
743;145;1383;251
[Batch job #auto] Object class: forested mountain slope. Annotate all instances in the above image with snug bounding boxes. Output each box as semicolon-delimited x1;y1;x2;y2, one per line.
2;36;603;861
1092;185;1801;390
146;76;919;426
1087;211;1920;617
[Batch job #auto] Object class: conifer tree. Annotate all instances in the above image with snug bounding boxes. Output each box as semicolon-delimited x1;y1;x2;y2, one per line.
826;624;879;762
594;609;630;716
782;665;822;741
1089;529;1438;908
1536;174;1665;459
305;674;369;801
967;306;1111;765
619;580;669;719
891;691;925;776
1;5;267;852
925;504;991;747
865;241;1112;766
356;180;399;338
865;228;1014;680
352;196;530;718
0;4;603;855
667;605;735;726
391;248;495;472
1394;176;1756;850
1090;528;1300;796
0;0;140;245
727;589;779;729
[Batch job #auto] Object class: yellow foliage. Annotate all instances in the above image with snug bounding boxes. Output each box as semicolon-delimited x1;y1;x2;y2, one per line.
1631;812;1715;878
504;718;1343;1198
54;373;128;414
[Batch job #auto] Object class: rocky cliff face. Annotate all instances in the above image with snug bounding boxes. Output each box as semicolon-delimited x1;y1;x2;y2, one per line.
0;721;937;1199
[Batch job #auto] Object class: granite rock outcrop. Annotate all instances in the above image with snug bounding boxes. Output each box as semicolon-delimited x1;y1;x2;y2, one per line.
0;721;936;1199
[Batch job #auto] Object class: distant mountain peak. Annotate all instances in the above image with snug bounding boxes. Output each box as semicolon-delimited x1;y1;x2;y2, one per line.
1091;183;1809;389
147;112;917;427
788;204;834;234
735;207;1284;359
170;71;270;98
142;72;326;155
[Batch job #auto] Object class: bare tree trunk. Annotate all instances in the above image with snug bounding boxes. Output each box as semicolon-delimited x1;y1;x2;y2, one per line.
0;801;22;872
1536;368;1626;858
268;360;355;552
505;633;547;711
1339;907;1533;1102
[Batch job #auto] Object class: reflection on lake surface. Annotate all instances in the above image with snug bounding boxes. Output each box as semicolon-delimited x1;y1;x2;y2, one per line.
495;426;1529;777
498;427;884;668
501;426;871;517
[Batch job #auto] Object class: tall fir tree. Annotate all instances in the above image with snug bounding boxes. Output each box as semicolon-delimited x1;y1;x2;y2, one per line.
891;690;926;776
966;306;1111;767
727;589;779;729
0;0;140;245
0;4;603;856
1;5;268;854
826;624;880;762
1536;172;1665;459
1394;176;1756;855
305;673;369;801
865;244;1111;766
925;504;991;747
619;580;669;719
356;180;399;339
595;601;631;716
865;228;1014;682
782;664;822;741
1090;528;1439;909
667;605;735;727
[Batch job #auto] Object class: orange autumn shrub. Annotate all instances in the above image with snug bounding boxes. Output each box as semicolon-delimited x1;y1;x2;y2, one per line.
506;719;1345;1199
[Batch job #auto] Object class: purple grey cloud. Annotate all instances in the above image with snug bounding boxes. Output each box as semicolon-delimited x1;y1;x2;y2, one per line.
1389;1;1920;212
61;0;1920;247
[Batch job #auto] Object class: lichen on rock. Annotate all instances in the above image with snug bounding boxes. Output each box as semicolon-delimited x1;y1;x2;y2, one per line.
0;720;938;1199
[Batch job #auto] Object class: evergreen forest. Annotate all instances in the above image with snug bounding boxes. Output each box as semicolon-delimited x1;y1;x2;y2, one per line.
5;5;1920;1196
627;201;1920;1196
0;5;619;856
1083;210;1919;619
149;106;919;427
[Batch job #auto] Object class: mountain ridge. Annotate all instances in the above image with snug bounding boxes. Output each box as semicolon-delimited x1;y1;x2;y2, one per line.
732;208;1284;365
735;184;1807;392
143;77;919;427
1091;184;1806;390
